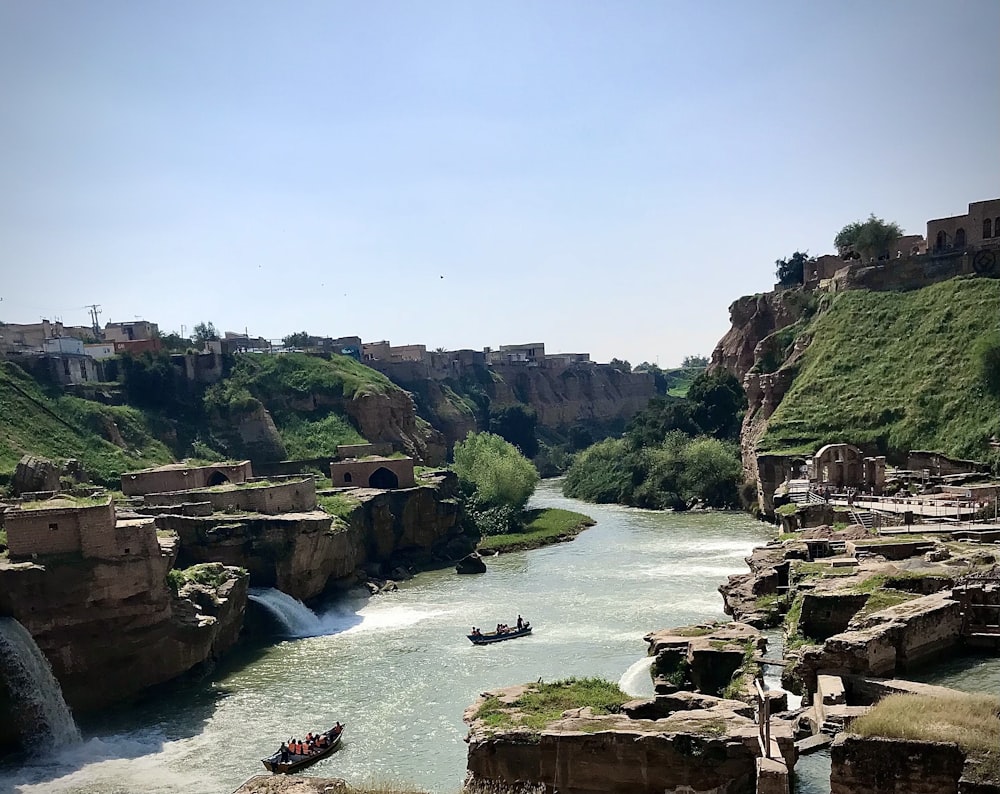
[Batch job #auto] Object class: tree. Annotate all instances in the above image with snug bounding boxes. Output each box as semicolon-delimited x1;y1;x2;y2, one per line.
452;431;539;512
609;358;631;373
160;332;190;353
774;251;810;286
687;370;746;441
282;331;310;350
975;332;1000;398
834;215;904;262
488;404;539;458
192;322;219;346
681;355;708;369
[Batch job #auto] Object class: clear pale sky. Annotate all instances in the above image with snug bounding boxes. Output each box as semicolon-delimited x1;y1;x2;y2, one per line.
1;1;998;366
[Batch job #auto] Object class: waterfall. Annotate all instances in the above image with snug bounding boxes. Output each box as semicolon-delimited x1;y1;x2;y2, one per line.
618;655;655;697
248;588;326;637
0;617;81;748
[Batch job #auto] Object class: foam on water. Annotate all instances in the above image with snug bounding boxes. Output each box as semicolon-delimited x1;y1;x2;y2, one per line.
342;605;451;633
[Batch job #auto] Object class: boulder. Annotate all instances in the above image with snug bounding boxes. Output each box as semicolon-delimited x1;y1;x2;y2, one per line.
11;455;61;496
456;553;487;575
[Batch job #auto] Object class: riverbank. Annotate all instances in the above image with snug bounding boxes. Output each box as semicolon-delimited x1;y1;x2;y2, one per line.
476;507;595;553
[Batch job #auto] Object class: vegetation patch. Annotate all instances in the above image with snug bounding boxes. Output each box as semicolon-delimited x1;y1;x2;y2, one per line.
473;678;630;731
759;278;1000;466
850;692;1000;781
318;493;361;521
167;562;242;594
476;508;594;553
671;625;718;637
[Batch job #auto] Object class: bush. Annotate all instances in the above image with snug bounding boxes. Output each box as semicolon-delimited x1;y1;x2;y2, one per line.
452;432;539;512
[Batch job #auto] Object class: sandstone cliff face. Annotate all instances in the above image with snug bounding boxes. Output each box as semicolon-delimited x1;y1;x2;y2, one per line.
344;389;446;465
375;362;656;449
0;546;248;715
709;290;814;382
159;472;466;600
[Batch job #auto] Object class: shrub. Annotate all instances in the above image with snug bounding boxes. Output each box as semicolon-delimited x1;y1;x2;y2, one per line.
452;432;539;512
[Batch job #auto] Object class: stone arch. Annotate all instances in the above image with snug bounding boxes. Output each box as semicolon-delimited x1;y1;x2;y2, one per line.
207;470;229;487
369;467;399;489
936;230;948;250
984;218;993;239
955;227;966;247
343;472;352;484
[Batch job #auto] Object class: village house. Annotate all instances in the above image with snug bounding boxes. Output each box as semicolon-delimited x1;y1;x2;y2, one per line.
3;497;159;560
120;461;253;496
103;320;158;344
927;198;1000;253
329;456;415;489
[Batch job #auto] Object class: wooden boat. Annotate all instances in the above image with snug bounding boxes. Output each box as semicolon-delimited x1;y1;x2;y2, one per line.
261;723;344;773
468;624;532;645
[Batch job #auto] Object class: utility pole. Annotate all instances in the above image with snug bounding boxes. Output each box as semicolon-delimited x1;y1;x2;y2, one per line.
85;304;102;338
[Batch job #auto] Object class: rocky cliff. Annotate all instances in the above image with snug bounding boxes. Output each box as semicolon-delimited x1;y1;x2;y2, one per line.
374;361;656;449
156;471;468;600
0;540;247;716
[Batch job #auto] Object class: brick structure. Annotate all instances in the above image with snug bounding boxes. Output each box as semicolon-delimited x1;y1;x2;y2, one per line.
812;444;884;494
143;477;317;515
927;198;1000;253
121;461;252;496
103;320;158;343
329;457;415;489
3;498;158;560
336;443;393;459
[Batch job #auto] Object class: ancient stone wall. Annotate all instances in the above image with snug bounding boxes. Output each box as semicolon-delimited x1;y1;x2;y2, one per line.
830;735;964;794
121;461;252;496
800;592;870;641
329;458;415;489
5;500;114;557
144;477;317;515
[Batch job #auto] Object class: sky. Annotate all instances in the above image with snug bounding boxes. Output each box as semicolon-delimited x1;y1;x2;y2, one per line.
1;1;998;367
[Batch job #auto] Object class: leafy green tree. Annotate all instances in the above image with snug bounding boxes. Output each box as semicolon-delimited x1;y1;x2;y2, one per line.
282;331;311;350
609;358;632;373
159;332;190;353
774;251;809;285
681;355;709;368
488;403;539;458
679;437;742;507
192;322;219;345
834;215;904;261
687;370;746;441
452;431;539;512
120;352;179;408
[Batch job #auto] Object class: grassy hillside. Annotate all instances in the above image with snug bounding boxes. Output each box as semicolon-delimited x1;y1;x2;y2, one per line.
204;353;394;455
0;362;173;485
760;277;1000;463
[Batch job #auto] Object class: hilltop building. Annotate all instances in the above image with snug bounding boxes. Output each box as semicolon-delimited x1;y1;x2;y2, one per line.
329;456;415;489
103;320;158;344
927;198;1000;252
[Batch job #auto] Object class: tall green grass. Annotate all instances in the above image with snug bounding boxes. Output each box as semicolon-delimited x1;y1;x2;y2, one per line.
760;277;1000;463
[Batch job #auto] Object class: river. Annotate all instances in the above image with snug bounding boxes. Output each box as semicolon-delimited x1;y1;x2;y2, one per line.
2;480;999;794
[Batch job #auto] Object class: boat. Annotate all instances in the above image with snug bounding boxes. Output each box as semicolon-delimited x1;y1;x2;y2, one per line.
468;623;532;645
261;723;344;773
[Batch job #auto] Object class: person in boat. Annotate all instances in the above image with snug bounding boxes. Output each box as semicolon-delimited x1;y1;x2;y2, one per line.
279;741;289;762
517;615;523;630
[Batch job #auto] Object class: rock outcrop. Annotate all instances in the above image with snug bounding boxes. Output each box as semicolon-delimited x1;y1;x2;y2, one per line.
372;361;656;449
156;472;467;600
11;454;61;495
0;541;248;715
464;683;795;794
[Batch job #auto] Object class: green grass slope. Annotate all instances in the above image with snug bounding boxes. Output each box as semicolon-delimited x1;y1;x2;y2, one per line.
0;362;173;485
760;277;1000;463
204;353;396;455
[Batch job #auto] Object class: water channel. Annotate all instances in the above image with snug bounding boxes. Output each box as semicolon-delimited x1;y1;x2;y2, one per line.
2;479;999;794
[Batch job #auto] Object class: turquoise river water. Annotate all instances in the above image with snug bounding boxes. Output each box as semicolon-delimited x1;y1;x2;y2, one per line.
2;479;999;794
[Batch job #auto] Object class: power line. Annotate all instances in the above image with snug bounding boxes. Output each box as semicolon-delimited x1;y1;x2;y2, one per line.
84;304;102;337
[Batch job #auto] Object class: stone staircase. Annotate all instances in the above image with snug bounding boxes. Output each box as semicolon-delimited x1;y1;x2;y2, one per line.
820;713;846;736
788;479;811;504
851;510;875;530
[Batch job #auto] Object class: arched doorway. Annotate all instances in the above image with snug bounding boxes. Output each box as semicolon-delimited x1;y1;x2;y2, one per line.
936;230;948;250
368;467;399;489
955;228;966;247
207;471;230;487
343;472;352;484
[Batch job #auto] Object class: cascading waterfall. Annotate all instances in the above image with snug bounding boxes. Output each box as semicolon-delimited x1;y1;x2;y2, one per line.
248;588;327;637
618;655;655;697
0;617;81;748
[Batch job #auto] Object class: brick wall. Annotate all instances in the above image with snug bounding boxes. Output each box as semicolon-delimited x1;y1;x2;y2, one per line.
122;461;252;496
5;500;115;557
329;457;415;489
831;735;964;794
144;477;316;515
